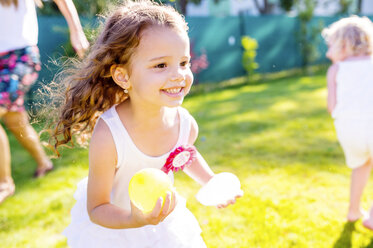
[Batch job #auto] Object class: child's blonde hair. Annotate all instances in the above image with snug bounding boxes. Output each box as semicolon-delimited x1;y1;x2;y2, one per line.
322;16;373;57
49;0;188;153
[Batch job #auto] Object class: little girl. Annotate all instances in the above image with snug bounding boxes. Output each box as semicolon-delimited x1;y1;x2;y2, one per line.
322;16;373;225
50;1;242;247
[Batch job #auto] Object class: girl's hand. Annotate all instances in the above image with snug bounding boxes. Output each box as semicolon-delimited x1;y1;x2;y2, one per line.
130;191;177;227
70;31;89;59
216;190;243;209
196;172;243;208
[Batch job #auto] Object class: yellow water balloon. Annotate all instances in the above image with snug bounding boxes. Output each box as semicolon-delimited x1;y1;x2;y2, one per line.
128;168;173;214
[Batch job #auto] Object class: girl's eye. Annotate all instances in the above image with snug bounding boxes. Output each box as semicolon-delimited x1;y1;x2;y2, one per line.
155;63;166;69
180;61;190;67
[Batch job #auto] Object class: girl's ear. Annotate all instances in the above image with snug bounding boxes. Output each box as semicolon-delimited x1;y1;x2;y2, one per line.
110;65;130;89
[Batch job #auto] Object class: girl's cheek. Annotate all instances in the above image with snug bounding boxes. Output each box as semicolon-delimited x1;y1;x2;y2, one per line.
326;50;334;61
187;71;194;85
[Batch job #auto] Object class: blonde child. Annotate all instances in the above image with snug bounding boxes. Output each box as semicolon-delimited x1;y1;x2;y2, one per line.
50;1;242;247
322;16;373;225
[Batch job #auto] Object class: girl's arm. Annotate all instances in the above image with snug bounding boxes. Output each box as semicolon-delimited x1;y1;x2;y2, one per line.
184;116;242;208
87;119;176;229
183;117;214;185
327;63;338;115
53;0;89;58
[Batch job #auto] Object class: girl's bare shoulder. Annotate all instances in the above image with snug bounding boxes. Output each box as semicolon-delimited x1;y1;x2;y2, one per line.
327;63;339;78
89;118;117;166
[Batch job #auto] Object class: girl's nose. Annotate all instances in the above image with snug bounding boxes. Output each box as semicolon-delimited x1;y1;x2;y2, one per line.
170;67;184;82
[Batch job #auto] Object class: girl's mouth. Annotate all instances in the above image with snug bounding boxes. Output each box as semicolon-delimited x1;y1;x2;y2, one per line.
162;87;184;96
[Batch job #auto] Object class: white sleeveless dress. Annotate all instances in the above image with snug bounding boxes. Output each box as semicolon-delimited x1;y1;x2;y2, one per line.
333;58;373;168
63;106;206;248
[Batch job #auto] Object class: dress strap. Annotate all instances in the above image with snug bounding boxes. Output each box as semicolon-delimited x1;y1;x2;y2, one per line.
176;107;192;146
100;106;126;168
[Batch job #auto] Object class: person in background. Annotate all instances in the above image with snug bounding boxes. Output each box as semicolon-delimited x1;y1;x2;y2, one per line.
0;0;89;204
322;16;373;224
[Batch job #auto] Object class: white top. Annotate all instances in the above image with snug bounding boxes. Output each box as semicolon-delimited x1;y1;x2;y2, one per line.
333;57;373;120
100;106;192;211
0;0;38;52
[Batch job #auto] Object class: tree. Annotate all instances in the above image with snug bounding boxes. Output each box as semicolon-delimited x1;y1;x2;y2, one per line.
295;0;322;70
241;36;259;79
38;0;203;16
253;0;275;14
280;0;294;12
38;0;117;16
357;0;363;13
339;0;354;14
168;0;202;15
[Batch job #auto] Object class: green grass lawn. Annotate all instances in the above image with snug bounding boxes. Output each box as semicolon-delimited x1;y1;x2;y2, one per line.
1;71;373;247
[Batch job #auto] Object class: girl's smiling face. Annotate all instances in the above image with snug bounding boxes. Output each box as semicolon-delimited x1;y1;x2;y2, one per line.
126;26;193;109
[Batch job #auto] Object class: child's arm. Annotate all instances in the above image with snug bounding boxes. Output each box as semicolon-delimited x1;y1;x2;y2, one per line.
183;117;214;185
87;119;176;229
183;116;242;208
53;0;89;58
327;63;338;115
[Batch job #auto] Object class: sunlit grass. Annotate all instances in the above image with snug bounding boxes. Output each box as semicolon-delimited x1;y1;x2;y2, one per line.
1;72;373;247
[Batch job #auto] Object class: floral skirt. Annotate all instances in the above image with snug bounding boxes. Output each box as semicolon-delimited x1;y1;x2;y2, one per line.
0;46;41;112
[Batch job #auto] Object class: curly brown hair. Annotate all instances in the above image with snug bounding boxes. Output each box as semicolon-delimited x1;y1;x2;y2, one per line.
50;0;188;153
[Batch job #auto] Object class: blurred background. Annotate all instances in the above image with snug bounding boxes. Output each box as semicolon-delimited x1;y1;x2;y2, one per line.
3;1;373;247
35;0;372;86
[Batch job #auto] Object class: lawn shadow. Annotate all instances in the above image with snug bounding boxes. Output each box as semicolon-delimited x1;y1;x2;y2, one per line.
333;221;356;248
3;123;88;192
